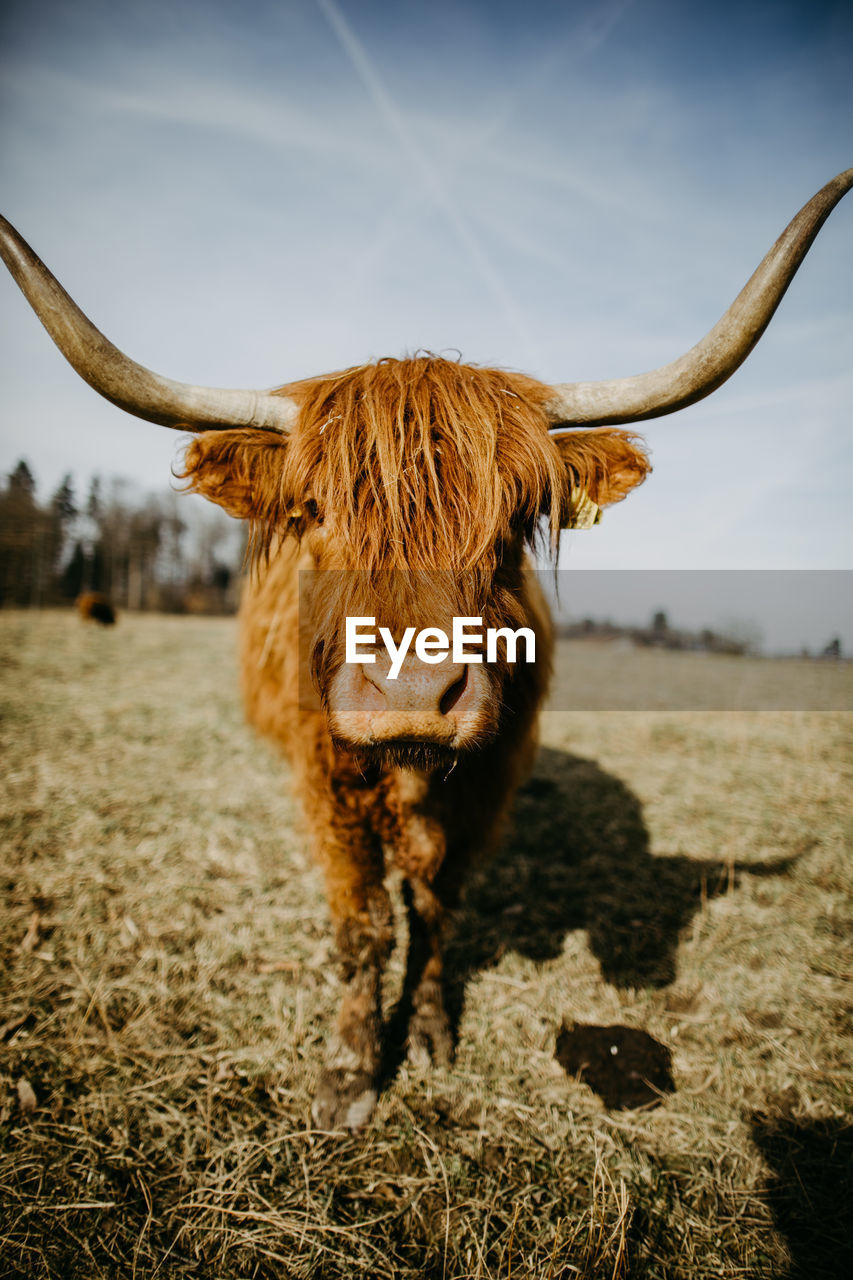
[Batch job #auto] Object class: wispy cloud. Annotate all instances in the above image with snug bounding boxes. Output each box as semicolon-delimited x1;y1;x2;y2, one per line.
0;61;389;168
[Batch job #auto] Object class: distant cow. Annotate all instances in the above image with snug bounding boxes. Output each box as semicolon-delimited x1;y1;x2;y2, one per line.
76;591;116;626
1;169;850;1129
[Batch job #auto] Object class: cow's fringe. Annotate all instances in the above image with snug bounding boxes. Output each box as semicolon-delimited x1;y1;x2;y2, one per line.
277;355;566;571
179;355;650;572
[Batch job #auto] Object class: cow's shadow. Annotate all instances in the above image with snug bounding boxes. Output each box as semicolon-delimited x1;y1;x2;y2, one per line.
439;744;792;1030
383;744;792;1079
750;1112;853;1279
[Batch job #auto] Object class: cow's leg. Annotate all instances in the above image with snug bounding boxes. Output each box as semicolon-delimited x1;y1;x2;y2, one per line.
401;874;457;1068
386;773;478;1067
395;745;527;1066
311;819;393;1132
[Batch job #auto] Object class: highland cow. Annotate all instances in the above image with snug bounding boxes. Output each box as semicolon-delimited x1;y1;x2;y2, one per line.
1;169;850;1128
76;591;117;626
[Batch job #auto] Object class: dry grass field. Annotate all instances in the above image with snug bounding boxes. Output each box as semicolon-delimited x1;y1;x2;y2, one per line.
1;610;851;1279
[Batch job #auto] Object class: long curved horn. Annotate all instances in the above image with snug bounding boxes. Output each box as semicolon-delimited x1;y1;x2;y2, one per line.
546;168;853;428
0;215;298;433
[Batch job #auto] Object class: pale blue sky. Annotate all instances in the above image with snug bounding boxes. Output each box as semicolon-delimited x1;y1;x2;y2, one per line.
1;0;851;587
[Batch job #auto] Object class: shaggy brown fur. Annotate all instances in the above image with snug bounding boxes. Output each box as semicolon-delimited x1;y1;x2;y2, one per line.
76;592;117;626
180;355;650;1130
183;356;648;570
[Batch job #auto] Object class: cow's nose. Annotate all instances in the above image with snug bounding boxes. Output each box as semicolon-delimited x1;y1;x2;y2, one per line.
326;653;494;748
364;659;469;716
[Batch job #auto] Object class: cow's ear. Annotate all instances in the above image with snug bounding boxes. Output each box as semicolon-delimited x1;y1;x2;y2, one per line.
552;429;650;525
178;430;290;521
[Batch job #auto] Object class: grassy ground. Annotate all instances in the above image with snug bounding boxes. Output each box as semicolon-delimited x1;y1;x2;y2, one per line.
0;610;850;1279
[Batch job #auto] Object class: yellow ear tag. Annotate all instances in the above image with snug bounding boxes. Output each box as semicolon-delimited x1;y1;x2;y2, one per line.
567;489;602;529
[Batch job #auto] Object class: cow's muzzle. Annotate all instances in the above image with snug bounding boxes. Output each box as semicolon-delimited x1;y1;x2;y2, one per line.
326;655;496;755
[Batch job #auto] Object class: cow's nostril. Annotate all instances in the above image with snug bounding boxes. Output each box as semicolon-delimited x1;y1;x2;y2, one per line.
439;667;468;715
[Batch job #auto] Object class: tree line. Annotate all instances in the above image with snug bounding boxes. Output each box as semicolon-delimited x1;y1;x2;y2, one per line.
0;460;245;614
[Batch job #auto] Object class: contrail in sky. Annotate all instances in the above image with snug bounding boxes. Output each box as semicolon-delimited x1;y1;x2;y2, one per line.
315;0;541;364
322;0;637;343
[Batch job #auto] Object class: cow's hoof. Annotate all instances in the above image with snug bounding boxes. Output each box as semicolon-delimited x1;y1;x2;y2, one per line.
311;1068;378;1131
407;1008;453;1068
